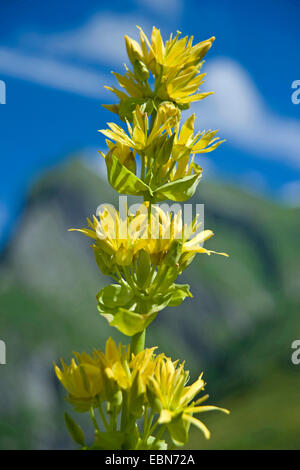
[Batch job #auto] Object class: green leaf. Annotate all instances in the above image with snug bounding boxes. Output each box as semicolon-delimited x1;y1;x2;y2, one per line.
146;436;168;450
64;412;85;447
142;290;174;312
101;307;158;336
119;97;149;121
164;240;183;267
106;151;152;197
168;284;193;307
133;59;149;82
153;167;202;202
123;424;140;450
127;371;145;418
153;264;179;292
135;249;151;288
91;431;125;450
93;248;115;276
96;284;134;309
157;133;175;165
166;414;190;446
96;280;187;335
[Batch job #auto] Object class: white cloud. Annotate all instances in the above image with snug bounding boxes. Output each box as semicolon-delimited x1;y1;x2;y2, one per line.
1;12;153;97
192;58;300;168
0;11;152;99
0;47;108;98
32;13;153;66
135;0;182;16
2;14;300;174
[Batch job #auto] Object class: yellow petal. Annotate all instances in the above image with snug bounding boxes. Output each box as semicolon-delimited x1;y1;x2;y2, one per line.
158;409;173;424
182;414;210;439
188;405;230;414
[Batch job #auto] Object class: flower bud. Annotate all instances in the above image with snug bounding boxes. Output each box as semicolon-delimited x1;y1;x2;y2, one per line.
164;240;183;267
125;35;143;65
111;390;123;408
133;59;149;82
128;372;146;418
157;133;175;164
135;249;151;288
64;413;85;447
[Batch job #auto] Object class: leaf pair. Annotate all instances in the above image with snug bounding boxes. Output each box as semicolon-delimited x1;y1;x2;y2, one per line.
96;283;192;336
106;152;202;202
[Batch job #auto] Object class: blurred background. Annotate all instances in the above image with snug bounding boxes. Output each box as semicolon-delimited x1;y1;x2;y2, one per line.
1;0;300;450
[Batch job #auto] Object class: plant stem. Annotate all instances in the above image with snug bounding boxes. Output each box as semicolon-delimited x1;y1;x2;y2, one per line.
129;92;160;358
109;408;118;432
131;329;146;354
152;425;166;447
148;418;159;437
138;409;155;449
89;407;100;433
143;406;149;435
149;110;157;133
98;403;109;432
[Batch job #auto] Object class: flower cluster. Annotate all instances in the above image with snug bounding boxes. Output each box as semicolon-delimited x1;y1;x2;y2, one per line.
99;28;224;205
105;27;216;117
99;103;224;200
55;338;229;449
71;203;227;269
71;204;227;336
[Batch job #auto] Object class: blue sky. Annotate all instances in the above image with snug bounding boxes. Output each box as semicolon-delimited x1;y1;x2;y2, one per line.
0;0;300;248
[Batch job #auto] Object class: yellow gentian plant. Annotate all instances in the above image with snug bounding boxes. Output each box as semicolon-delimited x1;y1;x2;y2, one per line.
55;26;229;450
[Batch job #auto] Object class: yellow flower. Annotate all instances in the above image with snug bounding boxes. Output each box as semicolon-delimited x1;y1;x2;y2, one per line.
147;205;228;264
94;337;131;390
54;354;103;410
70;203;227;277
100;103;223;199
151;113;224;183
173;114;225;161
147;355;229;444
138;27;215;106
55;339;132;409
55;339;158;414
138;27;214;71
55;341;229;446
107;27;215;111
69;203;149;267
130;347;158;383
99;102;179;156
